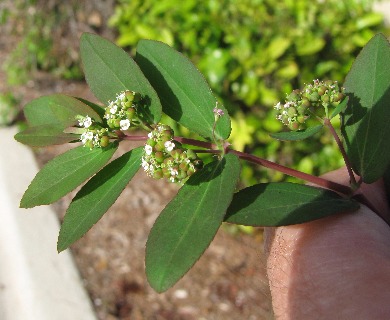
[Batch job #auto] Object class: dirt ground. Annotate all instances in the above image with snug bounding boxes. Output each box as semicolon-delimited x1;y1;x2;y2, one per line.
1;3;273;319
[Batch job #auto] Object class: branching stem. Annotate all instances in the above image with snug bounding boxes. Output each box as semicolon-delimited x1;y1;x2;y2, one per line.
122;133;353;196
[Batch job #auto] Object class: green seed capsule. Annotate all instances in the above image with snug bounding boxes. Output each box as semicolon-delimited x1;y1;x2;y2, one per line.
154;141;165;152
333;92;344;102
287;107;297;117
155;151;164;163
309;92;320;102
321;94;330;103
318;86;327;96
114;119;121;128
162;167;171;178
301;97;311;108
179;161;189;171
177;170;187;180
289;121;300;131
146;139;156;147
297;115;306;124
85;140;94;149
126;107;136;119
171;148;183;160
125;90;135;102
153;168;163;179
100;136;110;147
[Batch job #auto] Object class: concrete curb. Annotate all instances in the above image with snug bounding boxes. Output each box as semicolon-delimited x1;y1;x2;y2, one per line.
0;127;97;320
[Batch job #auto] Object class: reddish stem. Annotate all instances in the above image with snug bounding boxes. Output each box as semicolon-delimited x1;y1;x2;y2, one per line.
229;149;352;195
174;136;217;149
324;118;357;186
121;135;149;141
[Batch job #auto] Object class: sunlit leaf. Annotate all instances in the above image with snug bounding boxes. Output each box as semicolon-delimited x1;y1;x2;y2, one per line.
80;33;162;124
14;125;78;147
225;182;359;226
342;34;390;183
57;147;143;252
24;94;101;128
20;144;117;208
146;153;240;292
135;40;231;141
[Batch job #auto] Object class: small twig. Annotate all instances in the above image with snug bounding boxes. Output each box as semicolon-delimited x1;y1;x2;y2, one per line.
324;118;357;186
174;137;217;149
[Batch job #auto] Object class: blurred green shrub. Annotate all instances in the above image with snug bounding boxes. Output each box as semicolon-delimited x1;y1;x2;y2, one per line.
0;92;19;126
110;0;386;185
3;0;84;85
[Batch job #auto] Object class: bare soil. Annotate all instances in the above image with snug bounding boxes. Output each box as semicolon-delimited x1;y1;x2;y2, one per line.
1;3;272;318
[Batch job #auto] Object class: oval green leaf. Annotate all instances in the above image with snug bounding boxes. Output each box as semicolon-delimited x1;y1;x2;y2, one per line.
146;153;240;293
14;125;78;147
57;147;143;252
20;144;117;208
80;33;162;124
24;94;101;128
135;40;231;141
270;125;323;141
225;182;359;227
342;33;390;183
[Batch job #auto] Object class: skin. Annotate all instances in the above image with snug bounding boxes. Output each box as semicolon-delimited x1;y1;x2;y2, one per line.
265;168;390;320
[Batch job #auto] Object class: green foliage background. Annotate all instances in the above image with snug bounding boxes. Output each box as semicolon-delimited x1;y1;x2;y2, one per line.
110;0;387;184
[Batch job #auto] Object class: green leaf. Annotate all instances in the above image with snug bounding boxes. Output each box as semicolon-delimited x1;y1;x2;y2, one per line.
57;147;143;252
330;96;349;119
20;144;117;208
270;125;323;141
80;33;162;124
24;94;101;128
342;34;390;183
14;125;78;147
225;182;359;227
74;97;106;120
146;153;240;292
135;40;231;141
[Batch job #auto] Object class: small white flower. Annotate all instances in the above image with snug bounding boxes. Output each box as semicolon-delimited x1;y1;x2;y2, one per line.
83;116;92;128
144;145;153;155
148;132;153;138
170;168;178;176
81;131;94;144
120;119;131;130
110;104;118;114
274;102;281;110
164;140;175;152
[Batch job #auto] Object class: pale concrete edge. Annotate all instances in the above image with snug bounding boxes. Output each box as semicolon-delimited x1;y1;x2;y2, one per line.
0;127;97;320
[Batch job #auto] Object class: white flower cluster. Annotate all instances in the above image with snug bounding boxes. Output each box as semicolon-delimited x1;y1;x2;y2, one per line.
141;124;202;183
274;80;345;131
103;90;141;131
76;115;110;149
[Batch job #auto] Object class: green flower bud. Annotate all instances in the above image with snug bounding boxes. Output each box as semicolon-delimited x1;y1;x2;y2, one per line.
163;156;174;166
85;140;94;149
100;136;110;147
146;139;156;147
187;167;195;177
125;90;135;102
179;161;189;171
287;107;297;117
309;92;320;102
114;119;121;128
162;167;171;178
153;168;163;179
301;97;311;108
297;115;306;124
333;92;344;102
321;94;330;103
126;107;136;119
177;170;187;180
318;86;327;96
155;151;164;163
297;106;307;115
154;141;165;152
289;121;300;131
171;148;184;160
